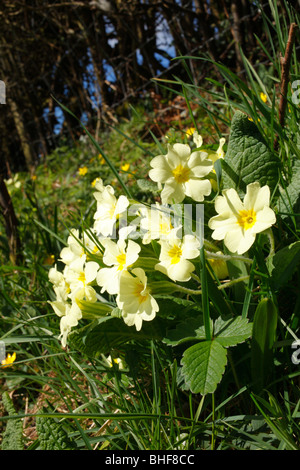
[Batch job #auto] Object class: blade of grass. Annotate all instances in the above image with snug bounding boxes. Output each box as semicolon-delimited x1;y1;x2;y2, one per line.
52;96;132;198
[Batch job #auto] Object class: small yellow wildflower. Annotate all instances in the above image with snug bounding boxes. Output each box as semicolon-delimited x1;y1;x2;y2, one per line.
260;92;268;103
78;166;88;176
43;254;55;265
1;352;16;368
121;163;130;172
186;127;195;137
99;155;106;165
91;177;101;187
107;355;124;369
248;116;261;123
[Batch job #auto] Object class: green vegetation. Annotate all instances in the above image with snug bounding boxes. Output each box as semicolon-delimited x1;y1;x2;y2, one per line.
0;1;300;452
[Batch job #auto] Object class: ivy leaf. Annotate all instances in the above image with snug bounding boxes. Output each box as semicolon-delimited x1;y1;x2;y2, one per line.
181;340;227;394
214;316;253;347
222;111;280;195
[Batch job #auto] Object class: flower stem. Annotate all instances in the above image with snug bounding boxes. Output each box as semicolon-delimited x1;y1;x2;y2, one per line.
218;275;250;290
205;250;253;264
265;228;275;258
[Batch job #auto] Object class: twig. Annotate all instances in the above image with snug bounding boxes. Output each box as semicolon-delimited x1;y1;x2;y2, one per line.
274;22;298;150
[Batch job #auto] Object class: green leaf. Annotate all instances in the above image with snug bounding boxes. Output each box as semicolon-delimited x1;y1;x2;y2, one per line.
250;298;278;393
251;392;299;450
76;299;114;318
277;159;300;224
69;316;167;356
136;179;160;194
222;111;280;195
181;340;227;394
163;316;210;346
1;392;24;450
266;241;300;290
214;316;253;347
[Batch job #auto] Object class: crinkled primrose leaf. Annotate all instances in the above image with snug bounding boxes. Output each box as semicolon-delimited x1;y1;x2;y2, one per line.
222;111;280;195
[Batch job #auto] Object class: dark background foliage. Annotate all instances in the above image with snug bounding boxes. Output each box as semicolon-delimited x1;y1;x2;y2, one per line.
0;0;299;175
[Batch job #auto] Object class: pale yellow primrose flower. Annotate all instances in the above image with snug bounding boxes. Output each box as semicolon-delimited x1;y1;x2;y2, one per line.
139;203;175;244
208;182;276;255
59;302;82;347
48;264;70;303
93;185;129;237
149;142;213;204
206;138;226;164
64;257;99;302
48;298;82;347
106;355;124;369
96;238;141;295
117;268;159;331
60;229;99;267
155;233;200;282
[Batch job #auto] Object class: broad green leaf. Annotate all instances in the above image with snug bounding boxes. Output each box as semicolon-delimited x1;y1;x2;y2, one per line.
222;111;280;195
251;298;278;393
153;295;200;320
163;316;210;346
214;316;252;347
277;159;300;224
70;316;167;356
266;241;300;290
181;340;227;394
136;179;160;194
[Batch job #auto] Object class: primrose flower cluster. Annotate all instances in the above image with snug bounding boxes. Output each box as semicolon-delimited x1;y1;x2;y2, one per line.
48;130;276;347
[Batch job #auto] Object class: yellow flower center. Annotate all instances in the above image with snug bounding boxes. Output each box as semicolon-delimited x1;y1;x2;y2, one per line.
108;204;116;218
172;164;190;184
159;221;172;235
134;283;149;304
237;209;256;230
78;272;86;285
168;245;182;264
116;253;127;271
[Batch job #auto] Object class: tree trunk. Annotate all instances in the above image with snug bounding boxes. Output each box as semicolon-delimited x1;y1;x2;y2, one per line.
7;97;36;173
230;0;244;73
0;175;23;264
